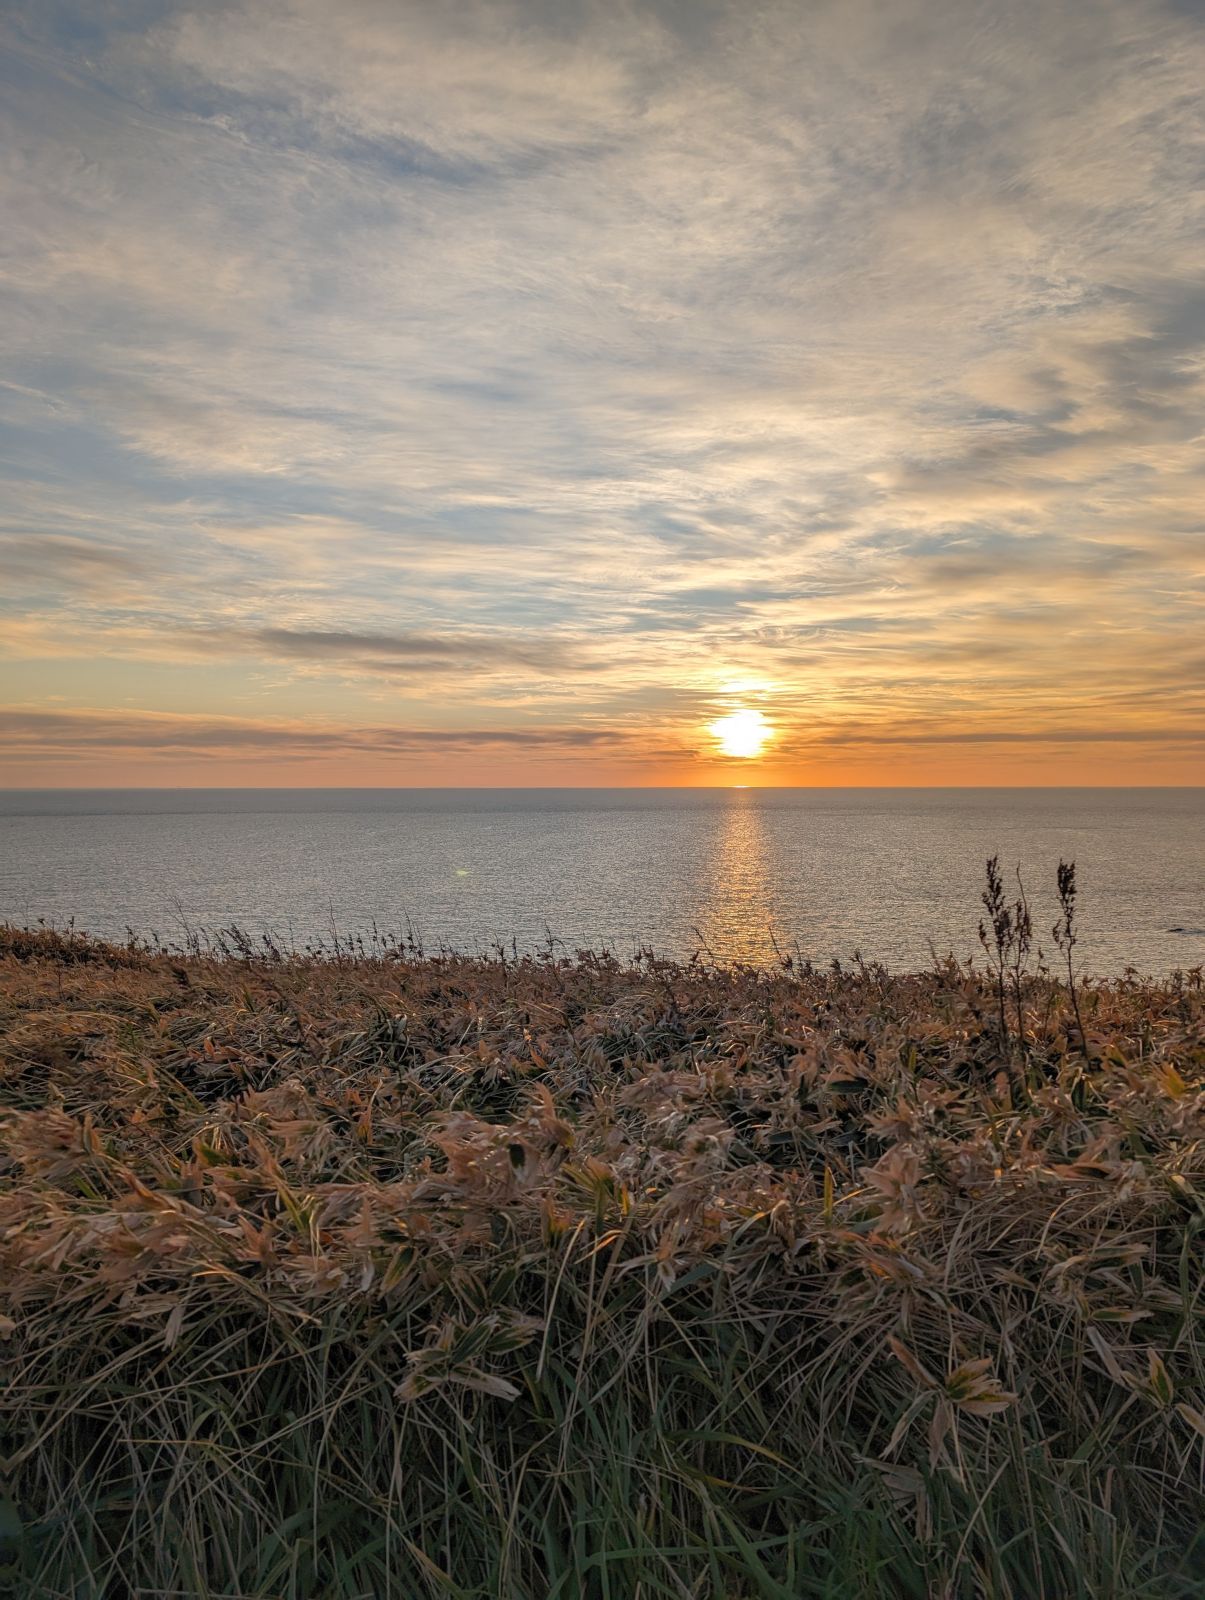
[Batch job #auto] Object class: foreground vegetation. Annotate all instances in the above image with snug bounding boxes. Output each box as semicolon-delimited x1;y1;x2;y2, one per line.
1;918;1203;1598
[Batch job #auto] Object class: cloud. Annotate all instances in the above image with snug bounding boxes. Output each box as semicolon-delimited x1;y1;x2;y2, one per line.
0;707;645;759
0;0;1202;780
232;626;588;672
791;724;1205;750
2;535;149;594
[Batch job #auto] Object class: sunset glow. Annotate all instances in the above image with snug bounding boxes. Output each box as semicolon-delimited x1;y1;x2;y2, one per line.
1;1;1202;787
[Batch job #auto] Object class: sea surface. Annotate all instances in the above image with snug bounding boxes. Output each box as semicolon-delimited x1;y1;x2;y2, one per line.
1;788;1202;974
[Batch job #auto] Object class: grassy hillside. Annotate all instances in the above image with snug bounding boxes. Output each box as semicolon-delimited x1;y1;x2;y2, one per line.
1;923;1203;1597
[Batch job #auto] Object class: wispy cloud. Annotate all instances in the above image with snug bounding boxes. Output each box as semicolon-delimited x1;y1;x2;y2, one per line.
199;627;593;675
1;0;1202;781
0;707;637;755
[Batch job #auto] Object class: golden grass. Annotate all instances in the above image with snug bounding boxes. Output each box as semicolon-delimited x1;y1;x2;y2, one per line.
1;923;1203;1597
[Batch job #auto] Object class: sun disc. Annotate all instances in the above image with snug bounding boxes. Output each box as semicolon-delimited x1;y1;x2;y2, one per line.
709;708;769;759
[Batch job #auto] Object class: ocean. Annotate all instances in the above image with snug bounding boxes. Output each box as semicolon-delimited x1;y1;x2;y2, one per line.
1;787;1201;973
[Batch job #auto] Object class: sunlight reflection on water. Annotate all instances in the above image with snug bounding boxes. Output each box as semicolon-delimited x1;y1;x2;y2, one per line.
694;790;786;965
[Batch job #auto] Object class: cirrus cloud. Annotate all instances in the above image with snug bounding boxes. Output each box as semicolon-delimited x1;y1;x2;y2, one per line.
0;0;1202;783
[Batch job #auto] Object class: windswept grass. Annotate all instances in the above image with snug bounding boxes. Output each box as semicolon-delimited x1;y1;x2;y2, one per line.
1;920;1203;1597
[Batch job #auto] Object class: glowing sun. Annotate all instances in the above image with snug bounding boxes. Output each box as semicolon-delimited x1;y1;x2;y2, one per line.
709;707;770;759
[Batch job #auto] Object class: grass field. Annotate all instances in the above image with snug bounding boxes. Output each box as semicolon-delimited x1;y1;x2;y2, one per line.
1;919;1202;1598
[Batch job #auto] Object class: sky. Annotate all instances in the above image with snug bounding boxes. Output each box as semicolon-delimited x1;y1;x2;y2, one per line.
1;0;1203;786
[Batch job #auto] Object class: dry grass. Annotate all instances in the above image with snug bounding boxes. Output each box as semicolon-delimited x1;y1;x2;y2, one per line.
1;922;1203;1597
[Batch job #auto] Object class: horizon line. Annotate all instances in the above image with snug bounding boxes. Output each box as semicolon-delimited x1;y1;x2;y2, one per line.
2;783;1202;794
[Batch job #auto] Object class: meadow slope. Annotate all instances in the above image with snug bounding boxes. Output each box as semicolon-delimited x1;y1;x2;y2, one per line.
1;925;1203;1598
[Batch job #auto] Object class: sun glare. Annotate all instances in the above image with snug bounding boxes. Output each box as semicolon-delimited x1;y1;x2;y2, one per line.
709;708;770;759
